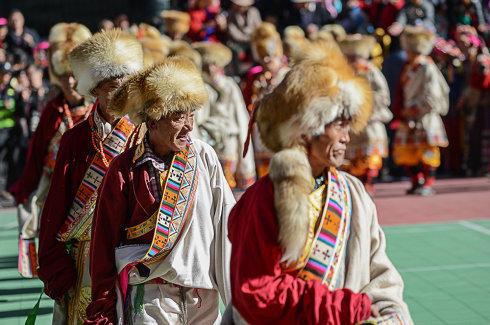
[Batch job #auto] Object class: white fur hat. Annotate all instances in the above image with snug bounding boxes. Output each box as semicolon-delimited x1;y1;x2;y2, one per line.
68;29;144;98
47;22;92;87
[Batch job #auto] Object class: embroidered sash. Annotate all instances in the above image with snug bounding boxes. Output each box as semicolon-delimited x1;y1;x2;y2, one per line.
297;168;352;288
142;139;198;261
57;115;134;242
117;138;199;301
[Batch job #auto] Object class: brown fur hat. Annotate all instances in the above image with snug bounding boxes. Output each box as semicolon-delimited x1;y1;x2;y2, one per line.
168;41;202;70
161;10;191;37
47;23;92;87
283;26;309;64
68;29;144;98
339;34;376;59
251;22;283;62
192;42;232;68
108;56;208;124
256;51;372;265
319;24;346;42
140;37;171;67
400;25;435;55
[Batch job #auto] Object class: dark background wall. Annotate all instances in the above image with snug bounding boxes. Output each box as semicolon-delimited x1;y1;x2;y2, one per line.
0;0;172;37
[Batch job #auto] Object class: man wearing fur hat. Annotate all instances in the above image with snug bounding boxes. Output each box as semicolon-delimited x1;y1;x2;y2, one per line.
243;22;289;178
86;57;234;324
228;50;412;323
393;26;449;196
193;41;256;189
161;10;191;41
340;34;392;195
37;29;145;324
9;22;92;280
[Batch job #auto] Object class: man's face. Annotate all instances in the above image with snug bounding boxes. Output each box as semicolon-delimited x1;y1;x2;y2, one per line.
9;12;24;30
0;71;11;85
59;73;77;93
148;111;195;153
0;26;7;39
92;76;125;109
307;119;351;169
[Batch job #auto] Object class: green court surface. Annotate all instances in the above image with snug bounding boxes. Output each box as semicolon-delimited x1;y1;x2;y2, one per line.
1;209;489;324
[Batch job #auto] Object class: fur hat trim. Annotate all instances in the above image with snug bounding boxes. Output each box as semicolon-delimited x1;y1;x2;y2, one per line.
251;22;283;61
192;42;232;68
108;56;208;124
339;34;376;59
269;147;314;265
48;23;92;86
400;25;435;55
256;49;372;153
68;29;144;98
161;10;191;36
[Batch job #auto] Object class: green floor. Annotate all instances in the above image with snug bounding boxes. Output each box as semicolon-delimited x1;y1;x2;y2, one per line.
1;210;489;324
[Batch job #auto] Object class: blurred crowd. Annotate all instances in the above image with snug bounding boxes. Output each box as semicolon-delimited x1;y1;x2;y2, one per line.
1;0;490;206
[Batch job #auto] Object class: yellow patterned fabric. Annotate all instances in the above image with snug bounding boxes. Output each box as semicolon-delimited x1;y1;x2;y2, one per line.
393;145;440;167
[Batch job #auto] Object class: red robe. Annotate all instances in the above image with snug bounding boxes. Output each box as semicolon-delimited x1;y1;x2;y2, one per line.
9;94;89;203
37;112;140;301
85;146;161;324
228;176;371;325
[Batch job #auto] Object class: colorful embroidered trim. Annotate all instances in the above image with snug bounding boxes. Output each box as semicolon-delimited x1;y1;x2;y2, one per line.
142;138;198;261
298;167;351;286
57;115;134;242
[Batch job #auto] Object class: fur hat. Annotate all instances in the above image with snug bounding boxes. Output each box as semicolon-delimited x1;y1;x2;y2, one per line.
47;23;92;87
400;25;435;55
192;42;232;68
283;26;308;63
255;50;372;265
68;29;144;98
108;56;208;124
140;37;171;67
168;41;202;70
251;22;283;62
161;10;191;38
320;24;346;42
339;34;376;59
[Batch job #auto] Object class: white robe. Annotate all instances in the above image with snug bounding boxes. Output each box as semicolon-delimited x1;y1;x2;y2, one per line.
115;139;235;324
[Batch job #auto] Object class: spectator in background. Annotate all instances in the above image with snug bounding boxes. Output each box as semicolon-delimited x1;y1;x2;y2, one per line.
226;0;262;74
114;14;130;31
389;0;436;35
288;0;334;34
448;0;488;34
99;19;114;31
365;0;405;31
0;18;8;49
339;0;372;33
4;10;39;58
188;0;225;41
0;62;24;206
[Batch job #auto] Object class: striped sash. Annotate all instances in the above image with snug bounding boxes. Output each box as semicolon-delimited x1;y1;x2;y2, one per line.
141;138;198;262
57;115;134;242
297;168;352;288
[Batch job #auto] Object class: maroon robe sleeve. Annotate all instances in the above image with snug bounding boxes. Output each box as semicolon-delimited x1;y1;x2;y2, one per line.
37;130;77;300
9;96;63;203
228;177;372;325
85;151;131;325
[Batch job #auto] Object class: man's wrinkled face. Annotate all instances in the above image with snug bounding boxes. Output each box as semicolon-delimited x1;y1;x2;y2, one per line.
91;76;125;109
307;118;351;169
148;111;195;153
